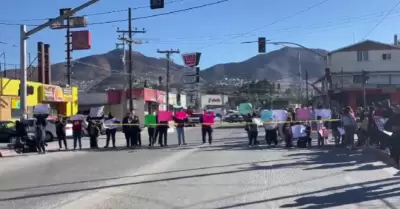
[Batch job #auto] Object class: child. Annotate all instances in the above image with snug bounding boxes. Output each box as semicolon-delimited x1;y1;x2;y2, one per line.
317;116;327;146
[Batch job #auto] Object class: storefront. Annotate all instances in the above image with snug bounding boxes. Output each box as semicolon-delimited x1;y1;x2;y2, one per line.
107;88;166;122
200;94;229;109
0;78;78;120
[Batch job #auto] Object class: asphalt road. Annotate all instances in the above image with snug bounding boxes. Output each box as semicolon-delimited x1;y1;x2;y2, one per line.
0;127;400;209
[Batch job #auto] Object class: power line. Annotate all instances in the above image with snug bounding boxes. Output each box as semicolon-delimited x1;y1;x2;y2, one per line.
0;0;189;22
194;0;331;51
0;0;228;27
362;0;400;40
89;0;229;25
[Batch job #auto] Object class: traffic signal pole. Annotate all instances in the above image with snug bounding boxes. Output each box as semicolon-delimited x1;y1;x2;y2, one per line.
157;49;180;111
19;0;99;119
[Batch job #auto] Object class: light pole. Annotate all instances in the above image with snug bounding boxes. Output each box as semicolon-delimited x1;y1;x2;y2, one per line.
241;40;329;107
19;0;99;119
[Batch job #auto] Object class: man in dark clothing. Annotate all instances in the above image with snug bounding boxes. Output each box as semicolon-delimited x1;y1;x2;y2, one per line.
245;113;259;146
384;113;400;168
55;115;68;150
157;120;169;146
122;112;132;147
199;113;213;144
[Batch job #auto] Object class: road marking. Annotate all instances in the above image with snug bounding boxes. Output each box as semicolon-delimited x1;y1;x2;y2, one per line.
58;144;201;209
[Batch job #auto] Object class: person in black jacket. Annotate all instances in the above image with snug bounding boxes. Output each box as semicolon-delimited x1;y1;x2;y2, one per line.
157;116;169;147
122;112;132;147
131;115;142;147
245;113;259;146
199;112;213;144
55;115;68;150
383;112;400;168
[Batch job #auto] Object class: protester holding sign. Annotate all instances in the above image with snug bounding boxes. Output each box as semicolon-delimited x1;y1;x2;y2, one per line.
144;113;157;146
199;111;214;144
157;111;170;147
173;114;187;146
55;115;68;150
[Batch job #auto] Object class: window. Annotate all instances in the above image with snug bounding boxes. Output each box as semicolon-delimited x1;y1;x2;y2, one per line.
357;51;369;62
382;53;392;60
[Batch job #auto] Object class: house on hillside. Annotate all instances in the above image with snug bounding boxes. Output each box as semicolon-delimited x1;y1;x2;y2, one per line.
314;35;400;109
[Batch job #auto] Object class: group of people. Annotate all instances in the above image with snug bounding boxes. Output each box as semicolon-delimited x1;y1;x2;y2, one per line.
50;110;215;151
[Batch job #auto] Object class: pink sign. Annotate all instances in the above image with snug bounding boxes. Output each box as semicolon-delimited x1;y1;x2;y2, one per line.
203;112;215;125
296;108;311;121
175;111;187;119
158;111;173;121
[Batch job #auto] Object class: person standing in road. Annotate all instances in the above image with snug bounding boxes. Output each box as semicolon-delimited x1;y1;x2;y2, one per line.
88;120;100;148
157;117;169;147
131;115;142;147
199;111;213;145
146;112;157;146
55;115;68;150
104;113;117;148
174;115;187;146
71;118;83;150
245;113;259;146
35;121;47;154
341;107;357;149
122;112;133;147
383;112;400;168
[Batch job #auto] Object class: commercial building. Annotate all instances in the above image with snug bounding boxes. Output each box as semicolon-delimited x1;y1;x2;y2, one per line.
314;35;400;109
0;78;78;120
200;94;228;109
105;88;187;122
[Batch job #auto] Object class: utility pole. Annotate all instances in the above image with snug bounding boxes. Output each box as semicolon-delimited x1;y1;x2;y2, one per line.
305;70;309;104
116;30;127;116
117;7;146;112
298;52;302;104
66;16;72;85
157;49;180;111
19;0;99;119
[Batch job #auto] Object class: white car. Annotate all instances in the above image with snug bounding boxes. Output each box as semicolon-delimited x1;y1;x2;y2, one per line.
25;118;73;142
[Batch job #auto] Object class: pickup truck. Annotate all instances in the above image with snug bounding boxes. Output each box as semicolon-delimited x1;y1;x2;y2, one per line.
187;113;202;126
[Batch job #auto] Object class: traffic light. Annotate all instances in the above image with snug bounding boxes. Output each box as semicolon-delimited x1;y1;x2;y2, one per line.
258;37;266;53
277;83;280;90
195;67;200;83
362;70;370;84
144;80;148;88
325;67;332;82
158;76;162;84
150;0;164;9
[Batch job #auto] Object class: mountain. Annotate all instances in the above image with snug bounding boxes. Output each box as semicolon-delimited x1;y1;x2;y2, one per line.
200;47;327;83
3;47;327;92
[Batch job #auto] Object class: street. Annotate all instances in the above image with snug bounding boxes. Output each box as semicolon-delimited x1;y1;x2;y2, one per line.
0;127;400;209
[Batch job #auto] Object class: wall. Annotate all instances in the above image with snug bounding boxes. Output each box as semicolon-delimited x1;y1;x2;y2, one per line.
78;92;108;105
328;49;400;73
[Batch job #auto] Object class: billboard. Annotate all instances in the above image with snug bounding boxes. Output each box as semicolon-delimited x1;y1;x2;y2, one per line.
182;52;201;67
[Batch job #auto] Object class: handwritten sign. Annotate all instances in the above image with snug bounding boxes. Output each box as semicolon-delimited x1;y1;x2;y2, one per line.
296;108;311;121
261;110;273;121
175;111;187;120
203;112;215;125
144;114;156;126
158;111;173;121
239;103;252;115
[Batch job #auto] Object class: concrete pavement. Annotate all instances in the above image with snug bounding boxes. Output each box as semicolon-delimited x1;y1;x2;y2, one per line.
0;128;400;209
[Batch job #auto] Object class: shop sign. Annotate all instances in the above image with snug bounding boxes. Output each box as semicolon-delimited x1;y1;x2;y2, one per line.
42;85;64;102
206;96;222;105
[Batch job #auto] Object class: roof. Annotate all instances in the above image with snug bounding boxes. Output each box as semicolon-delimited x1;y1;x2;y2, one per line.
328;40;400;55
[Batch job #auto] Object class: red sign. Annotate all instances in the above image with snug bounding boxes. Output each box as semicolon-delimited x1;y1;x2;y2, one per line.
182;52;201;67
72;30;91;50
143;89;166;103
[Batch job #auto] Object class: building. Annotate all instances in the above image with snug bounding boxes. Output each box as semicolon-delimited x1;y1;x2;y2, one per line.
200;94;229;109
105;88;187;122
0;78;79;120
322;36;400;109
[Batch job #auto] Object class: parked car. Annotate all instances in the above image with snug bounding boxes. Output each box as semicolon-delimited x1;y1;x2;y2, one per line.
24;118;73;142
188;113;202;126
0;121;17;143
223;114;244;123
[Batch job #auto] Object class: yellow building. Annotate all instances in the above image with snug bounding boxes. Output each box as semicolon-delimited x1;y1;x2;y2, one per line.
0;78;78;120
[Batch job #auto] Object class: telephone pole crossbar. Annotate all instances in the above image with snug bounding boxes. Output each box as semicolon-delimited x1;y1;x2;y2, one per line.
116;7;146;112
157;49;180;111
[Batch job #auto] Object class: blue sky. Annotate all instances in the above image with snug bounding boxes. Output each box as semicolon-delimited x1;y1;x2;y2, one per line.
0;0;399;70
